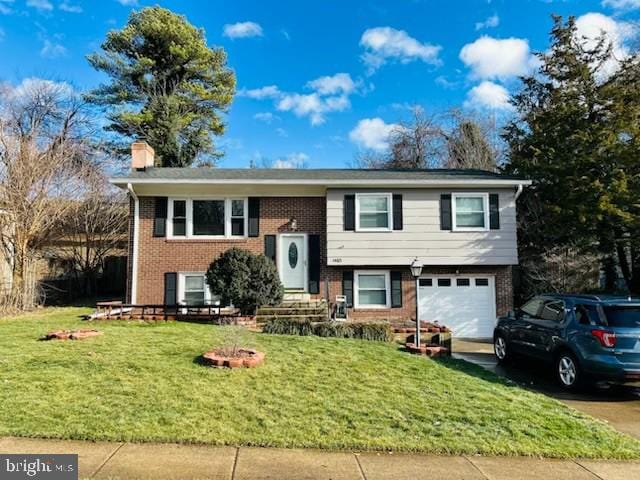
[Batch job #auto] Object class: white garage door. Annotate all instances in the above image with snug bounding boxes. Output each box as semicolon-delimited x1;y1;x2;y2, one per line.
418;276;496;338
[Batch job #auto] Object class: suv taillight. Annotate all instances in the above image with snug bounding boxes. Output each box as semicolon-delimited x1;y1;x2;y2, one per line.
591;329;617;348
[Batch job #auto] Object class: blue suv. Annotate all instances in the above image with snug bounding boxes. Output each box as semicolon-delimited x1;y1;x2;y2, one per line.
493;294;640;390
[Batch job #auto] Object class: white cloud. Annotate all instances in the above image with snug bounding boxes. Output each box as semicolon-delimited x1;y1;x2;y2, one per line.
460;36;536;80
115;0;138;5
276;127;288;137
0;0;14;15
360;26;442;73
475;14;499;31
464;81;512;111
4;78;73;104
27;0;53;11
59;1;82;13
239;85;280;99
223;21;263;39
349;117;399;151
273;153;309;169
242;73;361;125
306;73;356;95
602;0;640;10
575;12;631;80
253;112;280;124
40;39;67;58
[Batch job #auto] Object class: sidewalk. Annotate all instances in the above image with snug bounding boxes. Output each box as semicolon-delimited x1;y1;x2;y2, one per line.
2;437;640;480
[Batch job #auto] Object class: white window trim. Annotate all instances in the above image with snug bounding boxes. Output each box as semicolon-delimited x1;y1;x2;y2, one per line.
354;269;391;309
451;192;490;232
168;197;248;239
355;192;393;232
177;272;220;306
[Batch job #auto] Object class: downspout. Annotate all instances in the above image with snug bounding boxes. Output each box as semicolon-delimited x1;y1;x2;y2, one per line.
127;183;139;304
514;183;524;200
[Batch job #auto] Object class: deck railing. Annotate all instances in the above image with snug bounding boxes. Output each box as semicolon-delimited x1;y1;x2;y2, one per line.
92;301;250;324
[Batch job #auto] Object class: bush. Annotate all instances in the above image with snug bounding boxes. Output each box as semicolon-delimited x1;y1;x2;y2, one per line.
262;319;393;342
206;248;284;315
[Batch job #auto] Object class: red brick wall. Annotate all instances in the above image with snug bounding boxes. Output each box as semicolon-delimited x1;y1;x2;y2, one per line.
325;265;513;325
133;196;327;304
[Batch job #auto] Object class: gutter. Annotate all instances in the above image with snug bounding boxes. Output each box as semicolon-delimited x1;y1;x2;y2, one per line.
127;183;139;304
514;183;524;200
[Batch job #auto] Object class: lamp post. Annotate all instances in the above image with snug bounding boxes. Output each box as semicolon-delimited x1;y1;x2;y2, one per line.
410;257;424;348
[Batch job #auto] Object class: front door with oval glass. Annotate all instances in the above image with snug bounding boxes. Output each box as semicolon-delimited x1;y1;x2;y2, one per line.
279;234;307;290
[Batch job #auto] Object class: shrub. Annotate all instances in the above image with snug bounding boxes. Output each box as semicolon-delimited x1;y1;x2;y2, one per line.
262;319;393;342
206;248;284;315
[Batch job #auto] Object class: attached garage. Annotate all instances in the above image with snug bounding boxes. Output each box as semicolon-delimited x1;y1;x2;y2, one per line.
418;275;496;338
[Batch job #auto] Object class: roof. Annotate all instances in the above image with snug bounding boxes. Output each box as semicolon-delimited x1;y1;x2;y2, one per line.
111;167;530;187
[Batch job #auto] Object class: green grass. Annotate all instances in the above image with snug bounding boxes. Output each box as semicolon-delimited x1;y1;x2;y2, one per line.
1;307;639;459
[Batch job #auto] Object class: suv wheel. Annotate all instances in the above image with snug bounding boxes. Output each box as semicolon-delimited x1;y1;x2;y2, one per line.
494;334;510;364
556;352;582;390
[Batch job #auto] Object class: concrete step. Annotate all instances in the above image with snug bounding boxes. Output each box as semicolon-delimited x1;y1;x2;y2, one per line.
283;292;311;302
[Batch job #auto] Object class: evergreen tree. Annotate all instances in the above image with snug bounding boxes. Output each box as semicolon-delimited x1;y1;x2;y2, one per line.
87;6;236;167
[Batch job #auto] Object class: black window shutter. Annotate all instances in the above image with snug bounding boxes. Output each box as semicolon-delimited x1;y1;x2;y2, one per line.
342;270;354;307
153;197;168;237
391;271;403;308
440;194;452;230
308;235;321;294
392;194;403;230
164;272;177;306
489;193;500;230
344;195;355;231
264;235;276;263
248;197;260;237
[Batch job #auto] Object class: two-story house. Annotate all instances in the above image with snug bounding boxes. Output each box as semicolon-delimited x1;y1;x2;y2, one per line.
112;142;530;338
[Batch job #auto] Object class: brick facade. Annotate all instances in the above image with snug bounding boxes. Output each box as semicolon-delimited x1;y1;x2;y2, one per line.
128;195;514;325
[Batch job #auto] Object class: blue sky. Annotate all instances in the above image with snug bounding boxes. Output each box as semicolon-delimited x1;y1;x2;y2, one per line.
0;0;638;168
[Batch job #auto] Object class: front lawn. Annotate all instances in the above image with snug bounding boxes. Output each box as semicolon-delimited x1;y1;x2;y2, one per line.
1;307;639;459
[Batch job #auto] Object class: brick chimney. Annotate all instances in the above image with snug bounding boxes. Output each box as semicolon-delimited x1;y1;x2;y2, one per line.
131;141;155;170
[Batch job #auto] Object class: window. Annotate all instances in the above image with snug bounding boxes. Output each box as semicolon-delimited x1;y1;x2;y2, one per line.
475;278;489;286
356;193;392;230
452;193;488;231
520;297;544;317
355;271;390;308
419;278;432;287
437;278;451;287
172;200;186;236
178;273;220;306
456;278;470;286
576;304;600;325
169;198;247;239
602;306;640;328
193;200;225;236
231;199;245;236
539;299;565;322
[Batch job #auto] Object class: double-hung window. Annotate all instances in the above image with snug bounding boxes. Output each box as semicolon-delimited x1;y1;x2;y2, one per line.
354;270;390;308
452;193;489;231
356;193;392;231
178;273;220;306
168;198;247;238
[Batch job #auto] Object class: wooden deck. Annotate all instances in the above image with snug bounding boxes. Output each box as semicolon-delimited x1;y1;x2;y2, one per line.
90;302;254;325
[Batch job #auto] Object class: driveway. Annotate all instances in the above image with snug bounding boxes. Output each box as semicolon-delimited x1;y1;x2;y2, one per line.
453;339;640;440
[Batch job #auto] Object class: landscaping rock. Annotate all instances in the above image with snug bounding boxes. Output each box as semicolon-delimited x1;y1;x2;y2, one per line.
201;348;265;369
43;329;103;341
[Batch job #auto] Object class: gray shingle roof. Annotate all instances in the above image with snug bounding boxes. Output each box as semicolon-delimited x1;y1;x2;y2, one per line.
112;167;527;183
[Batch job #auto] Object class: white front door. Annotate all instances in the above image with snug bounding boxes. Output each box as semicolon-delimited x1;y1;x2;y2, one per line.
279;234;307;290
418;276;496;338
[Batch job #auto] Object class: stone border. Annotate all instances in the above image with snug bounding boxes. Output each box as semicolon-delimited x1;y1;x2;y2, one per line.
201;349;265;368
405;342;449;358
43;329;103;341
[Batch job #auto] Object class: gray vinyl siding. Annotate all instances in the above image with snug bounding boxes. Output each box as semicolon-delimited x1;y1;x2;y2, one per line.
326;188;519;266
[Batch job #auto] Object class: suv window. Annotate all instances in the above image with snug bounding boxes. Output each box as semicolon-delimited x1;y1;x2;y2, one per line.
602;306;640;328
520;297;543;317
575;304;599;325
539;300;565;322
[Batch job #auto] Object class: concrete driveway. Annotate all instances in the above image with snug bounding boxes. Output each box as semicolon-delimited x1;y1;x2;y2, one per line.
453;339;640;440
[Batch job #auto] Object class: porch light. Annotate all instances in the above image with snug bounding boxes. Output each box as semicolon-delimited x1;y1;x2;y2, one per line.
410;257;423;348
289;217;298;231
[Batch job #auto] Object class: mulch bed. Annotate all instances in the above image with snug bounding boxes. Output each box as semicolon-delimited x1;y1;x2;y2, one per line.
42;329;103;341
201;348;265;368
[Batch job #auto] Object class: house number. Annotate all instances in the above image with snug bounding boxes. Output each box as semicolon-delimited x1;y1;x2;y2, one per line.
329;258;343;264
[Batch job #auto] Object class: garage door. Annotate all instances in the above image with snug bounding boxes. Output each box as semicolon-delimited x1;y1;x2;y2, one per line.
418;276;496;338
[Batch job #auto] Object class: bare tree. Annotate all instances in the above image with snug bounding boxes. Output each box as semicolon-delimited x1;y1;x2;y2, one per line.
0;79;93;311
56;168;128;297
443;110;503;171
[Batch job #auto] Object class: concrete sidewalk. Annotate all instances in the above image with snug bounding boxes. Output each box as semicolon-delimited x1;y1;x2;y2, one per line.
1;437;639;480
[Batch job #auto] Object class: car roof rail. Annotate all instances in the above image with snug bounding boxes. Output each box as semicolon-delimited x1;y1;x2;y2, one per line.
557;294;602;301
